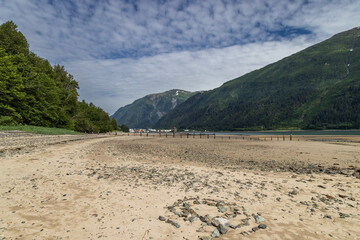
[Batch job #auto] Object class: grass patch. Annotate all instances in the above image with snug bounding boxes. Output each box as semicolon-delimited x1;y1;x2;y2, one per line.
0;125;81;135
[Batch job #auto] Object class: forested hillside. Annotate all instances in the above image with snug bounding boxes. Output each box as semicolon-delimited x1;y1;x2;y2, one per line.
0;21;117;132
111;89;196;128
155;27;360;130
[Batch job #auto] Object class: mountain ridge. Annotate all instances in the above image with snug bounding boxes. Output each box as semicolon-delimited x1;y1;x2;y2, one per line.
111;89;196;128
154;27;360;130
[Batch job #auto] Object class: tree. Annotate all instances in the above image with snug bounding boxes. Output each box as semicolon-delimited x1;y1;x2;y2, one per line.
0;21;29;55
111;118;119;130
120;124;129;132
0;48;25;122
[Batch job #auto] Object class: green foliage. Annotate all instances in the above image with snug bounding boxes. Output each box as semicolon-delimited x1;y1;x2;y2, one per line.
0;116;17;126
111;89;196;128
0;21;29;55
74;101;115;133
120;124;129;132
156;27;360;130
0;21;114;133
111;118;119;130
0;48;25;122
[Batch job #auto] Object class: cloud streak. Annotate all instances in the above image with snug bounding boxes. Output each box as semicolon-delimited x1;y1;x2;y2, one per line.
0;0;359;114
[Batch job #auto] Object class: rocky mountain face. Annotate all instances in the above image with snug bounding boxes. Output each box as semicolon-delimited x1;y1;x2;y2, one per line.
111;89;196;128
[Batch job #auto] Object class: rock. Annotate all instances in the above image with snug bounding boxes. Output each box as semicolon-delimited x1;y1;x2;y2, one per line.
252;226;259;232
183;202;190;210
218;206;227;213
200;216;207;223
324;215;332;219
339;212;350;218
174;211;182;217
254;215;265;223
229;224;240;229
289;189;298;196
258;224;267;229
212;217;230;228
196;227;205;232
218;224;228;234
352;169;360;179
199;236;212;240
211;228;220;238
166;219;180;228
158;216;166;221
212;217;230;234
181;210;190;218
188;216;197;223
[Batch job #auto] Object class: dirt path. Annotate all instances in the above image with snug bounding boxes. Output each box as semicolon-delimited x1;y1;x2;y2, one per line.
0;135;359;240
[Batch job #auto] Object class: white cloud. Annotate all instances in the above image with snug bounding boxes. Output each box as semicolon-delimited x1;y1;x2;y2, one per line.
0;0;359;114
65;36;312;114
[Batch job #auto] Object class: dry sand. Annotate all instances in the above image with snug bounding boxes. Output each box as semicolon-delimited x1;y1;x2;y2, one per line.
0;132;359;240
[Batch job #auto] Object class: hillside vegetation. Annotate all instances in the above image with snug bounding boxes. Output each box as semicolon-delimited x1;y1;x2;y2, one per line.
0;21;117;132
111;89;196;128
155;27;360;130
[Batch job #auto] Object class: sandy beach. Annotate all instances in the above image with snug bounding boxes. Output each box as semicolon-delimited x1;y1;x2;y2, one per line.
0;132;359;240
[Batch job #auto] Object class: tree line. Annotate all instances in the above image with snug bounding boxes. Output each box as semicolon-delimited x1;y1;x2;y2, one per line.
0;21;118;132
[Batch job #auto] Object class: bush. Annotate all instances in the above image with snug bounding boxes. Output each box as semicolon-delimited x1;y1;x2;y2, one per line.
0;116;17;126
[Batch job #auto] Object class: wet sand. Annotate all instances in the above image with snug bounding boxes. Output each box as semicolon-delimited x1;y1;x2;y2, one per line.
0;133;359;239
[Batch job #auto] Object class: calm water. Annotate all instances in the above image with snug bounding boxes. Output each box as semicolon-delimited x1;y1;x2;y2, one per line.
207;130;360;136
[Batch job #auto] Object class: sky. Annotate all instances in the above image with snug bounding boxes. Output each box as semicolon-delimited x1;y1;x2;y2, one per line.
0;0;359;114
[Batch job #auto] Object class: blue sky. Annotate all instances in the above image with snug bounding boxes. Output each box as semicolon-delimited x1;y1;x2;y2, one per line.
0;0;359;114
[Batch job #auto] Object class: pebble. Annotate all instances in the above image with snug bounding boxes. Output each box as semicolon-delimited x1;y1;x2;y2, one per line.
211;228;220;238
258;224;267;229
253;215;265;223
166;219;181;228
200;236;212;240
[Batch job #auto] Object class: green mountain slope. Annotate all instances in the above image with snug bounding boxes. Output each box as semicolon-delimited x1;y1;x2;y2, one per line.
155;27;360;130
111;89;196;128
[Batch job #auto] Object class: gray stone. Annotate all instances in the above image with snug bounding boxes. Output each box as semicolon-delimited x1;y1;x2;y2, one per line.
166;219;181;228
218;224;228;234
212;217;230;228
158;216;166;221
188;216;197;223
229;224;240;229
181;210;189;218
339;212;350;218
218;206;227;213
196;227;205;232
254;215;265;223
258;224;267;229
211;228;220;238
289;189;298;196
200;236;212;240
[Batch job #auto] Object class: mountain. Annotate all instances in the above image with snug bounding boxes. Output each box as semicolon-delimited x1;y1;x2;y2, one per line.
111;89;196;128
155;27;360;131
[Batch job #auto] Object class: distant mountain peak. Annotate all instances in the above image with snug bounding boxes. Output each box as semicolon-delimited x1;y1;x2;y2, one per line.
111;89;196;129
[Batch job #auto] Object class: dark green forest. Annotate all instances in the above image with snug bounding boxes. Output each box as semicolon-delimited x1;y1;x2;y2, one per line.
0;21;117;132
155;27;360;130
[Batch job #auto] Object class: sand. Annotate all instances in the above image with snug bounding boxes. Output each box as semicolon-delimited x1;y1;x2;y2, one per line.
0;132;359;240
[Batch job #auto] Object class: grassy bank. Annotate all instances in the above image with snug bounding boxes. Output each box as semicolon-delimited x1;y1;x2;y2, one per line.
0;125;81;135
